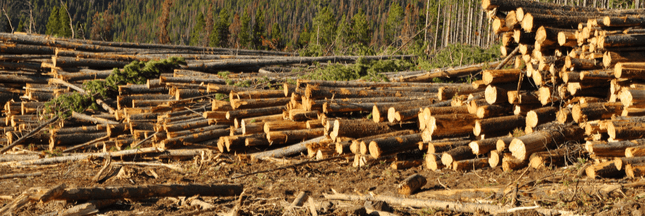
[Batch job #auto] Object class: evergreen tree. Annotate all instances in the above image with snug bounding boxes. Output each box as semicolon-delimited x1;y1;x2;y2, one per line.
58;5;72;37
297;23;310;48
238;9;251;48
16;19;24;32
270;23;283;50
334;15;349;49
45;6;60;36
385;2;404;45
189;12;205;46
312;6;336;47
209;8;230;47
252;7;266;49
350;9;370;46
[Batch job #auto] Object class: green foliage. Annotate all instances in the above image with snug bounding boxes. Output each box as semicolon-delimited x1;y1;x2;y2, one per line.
303;58;413;82
239;9;251;48
210;9;231;47
385;3;404;45
44;93;98;119
45;6;60;36
350;9;370;46
418;43;501;70
16;19;24;32
189;12;205;46
45;57;186;119
270;23;284;50
334;15;350;49
58;5;72;37
297;23;310;49
312;6;336;47
252;7;266;49
298;43;324;57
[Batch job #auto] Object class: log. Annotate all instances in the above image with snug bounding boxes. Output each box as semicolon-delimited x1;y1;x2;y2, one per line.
526;107;557;128
441;146;476;167
482;69;522;85
614;156;645;171
46;184;243;201
556;108;572;124
626;145;645;158
529;147;580;169
396;61;503;82
266;128;325;145
586;140;642;157
159;129;229;149
397;174;427;196
489;150;501;168
470;137;514;155
474;115;524;137
352;130;416;154
620;89;645;108
330;119;392;141
586;161;624;179
608;122;645;140
263;120;308;133
375;100;435;123
437;86;484;101
368;134;423;158
502;153;529;171
453;158;489;172
424;114;476;141
614;62;645;79
603;51;645;68
249;136;326;160
424;153;444;171
476;104;512;118
522;13;595;33
484;85;508;105
482;0;607;12
508;124;584;161
226;106;285;120
426;139;471;154
599;34;645;49
391;160;423;170
572;102;623;123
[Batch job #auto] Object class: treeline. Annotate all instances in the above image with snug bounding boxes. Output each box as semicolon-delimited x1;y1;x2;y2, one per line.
0;0;639;55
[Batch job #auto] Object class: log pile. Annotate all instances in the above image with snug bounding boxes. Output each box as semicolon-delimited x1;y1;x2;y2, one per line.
3;0;645;185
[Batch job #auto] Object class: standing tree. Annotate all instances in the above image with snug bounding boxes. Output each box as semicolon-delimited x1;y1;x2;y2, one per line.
202;4;214;46
57;3;72;37
312;6;336;47
90;10;114;41
45;6;60;36
189;12;205;46
209;8;230;47
385;2;404;46
238;8;251;48
16;19;24;32
297;23;310;49
158;0;173;44
252;7;266;49
269;23;283;50
229;12;241;47
334;15;350;51
350;8;371;46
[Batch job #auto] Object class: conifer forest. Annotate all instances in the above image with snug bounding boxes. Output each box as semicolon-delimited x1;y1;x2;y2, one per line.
0;0;645;215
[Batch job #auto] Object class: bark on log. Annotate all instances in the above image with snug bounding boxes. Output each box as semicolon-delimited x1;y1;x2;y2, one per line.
586;140;642;157
266;128;325;145
226;106;285;120
572;102;623;123
599;34;645;49
586;161;624;179
441;146;476;167
263;120;308;133
426;140;471;154
369;134;423;158
482;69;522;85
625;163;645;178
476;104;512;118
48;184;243;201
614;62;645;79
474;115;525;137
250;136;326;160
509;124;584;161
529;147;580;169
502;153;529;171
159;129;229;149
424;114;476;141
626;145;645;158
353;130;416;154
526;107;557;128
453;158;489;171
470;137;514;155
397;174;427;196
330;119;392;141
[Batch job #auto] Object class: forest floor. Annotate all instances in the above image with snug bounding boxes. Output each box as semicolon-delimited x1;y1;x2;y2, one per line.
3;147;645;216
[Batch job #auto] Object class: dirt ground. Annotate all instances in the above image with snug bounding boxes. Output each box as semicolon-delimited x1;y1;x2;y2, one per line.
2;145;645;216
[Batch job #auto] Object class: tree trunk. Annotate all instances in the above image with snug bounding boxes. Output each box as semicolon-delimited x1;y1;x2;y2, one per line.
266;128;324;145
474;115;525;137
453;158;489;171
250;136;326;160
441;146;476;167
470;136;514;155
526;107;558;128
369;134;423;158
397;174;427;196
509;124;584;160
329;119;392;141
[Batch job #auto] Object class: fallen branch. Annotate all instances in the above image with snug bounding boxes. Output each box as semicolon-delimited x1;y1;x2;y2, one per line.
46;184;243;201
249;136;326;160
112;161;184;172
0;172;42;179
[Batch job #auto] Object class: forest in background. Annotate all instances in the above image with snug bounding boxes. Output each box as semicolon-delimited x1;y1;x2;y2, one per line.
0;0;639;57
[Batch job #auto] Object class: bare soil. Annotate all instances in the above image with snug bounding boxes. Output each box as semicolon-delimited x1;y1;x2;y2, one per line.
2;149;644;215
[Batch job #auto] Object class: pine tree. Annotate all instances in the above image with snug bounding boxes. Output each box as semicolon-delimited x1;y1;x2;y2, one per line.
350;8;370;46
312;6;336;47
238;9;251;48
190;12;205;46
58;5;72;37
252;7;266;49
16;19;24;32
335;15;349;49
270;23;283;50
45;6;60;36
209;8;230;47
385;2;404;45
297;23;310;48
229;13;241;47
